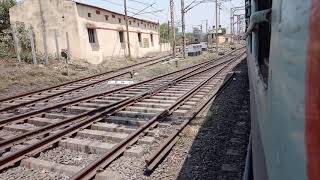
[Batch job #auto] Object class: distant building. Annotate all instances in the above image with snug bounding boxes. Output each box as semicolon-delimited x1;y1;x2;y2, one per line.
208;33;233;44
10;0;164;64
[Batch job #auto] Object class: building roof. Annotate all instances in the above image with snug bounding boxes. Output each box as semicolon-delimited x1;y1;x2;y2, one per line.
72;0;159;25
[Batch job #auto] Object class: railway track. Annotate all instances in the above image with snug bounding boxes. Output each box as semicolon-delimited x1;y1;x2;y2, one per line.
0;54;172;119
0;49;246;179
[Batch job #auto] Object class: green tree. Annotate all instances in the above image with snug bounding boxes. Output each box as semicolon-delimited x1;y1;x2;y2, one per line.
160;23;179;43
0;0;16;32
221;28;227;35
160;23;170;43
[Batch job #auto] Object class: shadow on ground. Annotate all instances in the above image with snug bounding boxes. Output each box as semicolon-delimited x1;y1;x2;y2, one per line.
177;60;251;180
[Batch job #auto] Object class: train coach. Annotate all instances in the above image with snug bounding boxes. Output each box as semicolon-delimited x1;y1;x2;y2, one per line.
244;0;319;180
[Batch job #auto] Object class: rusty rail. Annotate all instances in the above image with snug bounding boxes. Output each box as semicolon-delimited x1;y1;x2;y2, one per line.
0;56;172;113
0;55;238;171
0;50;241;128
145;56;245;172
0;54;239;154
70;53;246;180
0;54;172;103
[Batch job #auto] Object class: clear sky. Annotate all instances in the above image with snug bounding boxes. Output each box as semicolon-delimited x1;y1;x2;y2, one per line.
73;0;244;32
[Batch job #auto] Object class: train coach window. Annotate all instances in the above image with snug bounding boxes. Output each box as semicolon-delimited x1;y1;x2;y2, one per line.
257;0;272;83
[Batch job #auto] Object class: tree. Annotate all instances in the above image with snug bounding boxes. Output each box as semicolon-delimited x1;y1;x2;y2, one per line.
0;0;16;32
160;23;170;42
221;28;227;35
159;23;179;43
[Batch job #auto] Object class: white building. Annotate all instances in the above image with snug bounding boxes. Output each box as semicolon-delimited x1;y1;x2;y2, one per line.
10;0;166;64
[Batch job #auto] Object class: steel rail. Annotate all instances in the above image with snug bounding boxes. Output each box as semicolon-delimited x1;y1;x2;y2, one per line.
0;46;244;105
0;53;239;153
0;56;172;113
0;50;242;128
145;54;247;172
0;55;172;103
0;55;236;171
70;53;245;180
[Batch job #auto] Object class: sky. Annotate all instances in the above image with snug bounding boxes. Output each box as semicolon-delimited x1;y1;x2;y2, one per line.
73;0;244;33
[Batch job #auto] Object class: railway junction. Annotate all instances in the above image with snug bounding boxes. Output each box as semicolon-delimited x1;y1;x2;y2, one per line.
0;47;251;179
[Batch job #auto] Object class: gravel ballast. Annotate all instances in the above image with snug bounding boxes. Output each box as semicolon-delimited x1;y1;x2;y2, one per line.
176;59;251;180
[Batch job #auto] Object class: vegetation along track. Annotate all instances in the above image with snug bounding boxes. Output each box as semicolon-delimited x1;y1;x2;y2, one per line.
0;48;246;179
0;54;172;118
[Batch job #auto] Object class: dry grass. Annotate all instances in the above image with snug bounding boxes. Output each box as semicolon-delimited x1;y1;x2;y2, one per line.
0;53;166;98
0;47;234;99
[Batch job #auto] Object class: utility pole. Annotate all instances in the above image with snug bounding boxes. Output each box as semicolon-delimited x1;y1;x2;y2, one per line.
206;20;208;33
230;7;245;43
39;0;48;65
237;15;240;41
206;20;209;44
170;0;176;58
181;0;186;59
230;10;233;43
124;0;132;60
215;0;218;54
218;3;221;27
200;24;203;42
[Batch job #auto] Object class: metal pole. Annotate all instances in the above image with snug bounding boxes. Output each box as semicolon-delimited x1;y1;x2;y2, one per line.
237;15;240;41
29;26;37;65
218;3;221;27
170;0;176;59
206;20;208;33
181;0;186;59
215;0;218;54
230;9;233;43
66;32;70;60
39;0;48;65
54;30;61;61
66;32;70;76
124;0;132;60
11;23;21;63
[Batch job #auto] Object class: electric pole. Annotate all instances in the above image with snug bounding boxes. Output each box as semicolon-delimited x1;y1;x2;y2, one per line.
206;20;208;33
215;0;218;54
218;3;221;27
39;0;48;65
181;0;186;59
230;10;233;43
170;0;176;59
124;0;132;60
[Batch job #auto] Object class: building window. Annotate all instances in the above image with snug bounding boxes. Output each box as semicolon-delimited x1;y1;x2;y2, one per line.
118;18;122;23
96;10;100;14
129;21;132;25
112;14;115;18
137;23;140;27
138;33;142;47
87;28;96;43
150;34;154;46
105;15;109;21
119;31;124;43
88;13;91;18
144;24;147;28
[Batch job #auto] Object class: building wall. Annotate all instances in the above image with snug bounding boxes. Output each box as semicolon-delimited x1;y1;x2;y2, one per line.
10;0;81;60
9;0;162;64
75;4;160;64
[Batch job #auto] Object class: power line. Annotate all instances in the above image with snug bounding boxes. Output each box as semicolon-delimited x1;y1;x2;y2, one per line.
101;0;164;19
